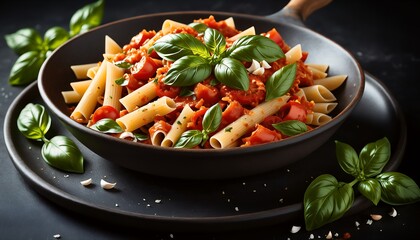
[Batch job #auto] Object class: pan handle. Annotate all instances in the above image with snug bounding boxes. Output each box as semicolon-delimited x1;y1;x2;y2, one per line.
266;0;333;26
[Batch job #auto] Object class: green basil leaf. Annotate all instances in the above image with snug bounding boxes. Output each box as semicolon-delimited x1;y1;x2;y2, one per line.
265;63;296;101
203;28;226;57
42;136;84;173
304;174;354;231
114;60;132;69
164;55;212;86
358;178;382;205
4;28;43;55
17;103;51;140
8;51;46;86
44;26;70;50
188;22;208;33
335;140;362;178
153;33;210;61
69;0;104;36
90;118;123;133
214;57;249;90
134;133;149;141
359;137;391;177
227;35;284;63
272;120;307;136
174;130;203;148
202;103;222;134
377;172;420;205
115;77;128;86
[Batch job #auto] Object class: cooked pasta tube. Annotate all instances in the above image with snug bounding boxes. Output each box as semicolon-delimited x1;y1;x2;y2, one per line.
309;66;328;79
70;79;92;96
210;95;290;149
224;17;235;29
105;35;122;54
103;61;124;110
312;102;338;114
162;19;193;34
302;84;336;102
87;65;99;79
70;63;98;79
61;90;81;104
306;112;332;126
161;104;195;147
313;75;348;91
119;81;158;112
70;61;107;122
116;96;177;132
285;44;302;64
228;26;255;41
306;63;329;72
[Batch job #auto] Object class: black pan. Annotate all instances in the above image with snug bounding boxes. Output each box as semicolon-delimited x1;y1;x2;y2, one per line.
38;0;365;179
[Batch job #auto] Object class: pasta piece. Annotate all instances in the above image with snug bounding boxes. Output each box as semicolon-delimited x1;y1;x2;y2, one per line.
306;112;332;126
119;81;158;112
302;84;336;103
309;66;328;79
306;63;329;72
105;35;122;54
224;17;235;29
70;79;92;96
313;75;348;91
61;90;81;104
70;60;107;122
294;88;306;99
87;65;99;79
161;105;195;147
70;63;98;79
312;102;338;114
210;95;290;149
116;96;177;132
150;122;169;146
103;61;124;110
162;19;193;34
285;44;302;64
228;26;255;41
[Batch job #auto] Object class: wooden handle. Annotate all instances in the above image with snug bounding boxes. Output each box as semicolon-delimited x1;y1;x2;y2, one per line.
284;0;333;20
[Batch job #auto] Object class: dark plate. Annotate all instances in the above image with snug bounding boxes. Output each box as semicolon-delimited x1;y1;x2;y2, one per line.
3;73;406;232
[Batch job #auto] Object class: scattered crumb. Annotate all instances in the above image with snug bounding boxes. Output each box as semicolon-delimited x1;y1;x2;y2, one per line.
370;214;382;221
290;225;301;233
389;207;397;217
155;199;162;204
366;219;373;225
53;234;61;239
326;231;333;239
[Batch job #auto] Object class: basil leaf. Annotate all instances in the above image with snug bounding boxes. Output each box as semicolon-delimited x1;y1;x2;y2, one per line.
90;118;123;133
204;28;226;57
377;172;420;205
202;103;222;134
153;33;210;61
304;174;354;231
358;178;382;205
188;22;208;33
335;140;361;178
8;51;46;86
164;55;212;86
4;28;43;55
359;137;391;177
44;26;70;50
69;0;104;36
17;103;51;140
42;136;84;173
134;133;149;141
174;130;203;148
227;35;284;63
114;60;132;69
272;120;307;136
214;57;249;90
265;63;296;101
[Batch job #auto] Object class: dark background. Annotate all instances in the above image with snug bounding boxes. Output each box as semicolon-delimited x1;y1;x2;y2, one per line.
1;0;419;239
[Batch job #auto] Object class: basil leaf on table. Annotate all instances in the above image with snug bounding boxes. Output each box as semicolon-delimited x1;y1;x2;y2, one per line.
8;51;46;86
4;28;43;55
17;103;84;173
69;0;105;36
359;137;391;177
358;178;382;205
377;172;420;205
42;136;84;173
335;140;362;178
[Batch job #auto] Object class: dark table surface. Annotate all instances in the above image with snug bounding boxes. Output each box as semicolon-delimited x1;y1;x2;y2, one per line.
1;0;419;239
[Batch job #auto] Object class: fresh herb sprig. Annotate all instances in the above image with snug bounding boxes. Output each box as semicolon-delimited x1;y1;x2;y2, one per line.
151;27;285;91
17;103;84;173
304;137;420;231
174;103;222;148
5;0;104;86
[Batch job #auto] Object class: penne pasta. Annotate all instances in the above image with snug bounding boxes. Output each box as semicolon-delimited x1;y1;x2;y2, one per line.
224;17;235;29
312;102;338;114
161;105;195;147
116;96;177;132
306;112;332;126
70;63;99;79
103;61;124;110
302;84;337;103
162;19;193;34
228;26;255;41
61;90;81;104
119;81;158;112
70;60;107;122
105;35;122;54
306;63;329;72
309;66;328;79
87;65;99;79
313;75;348;91
285;44;302;64
70;79;92;96
210;95;290;149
